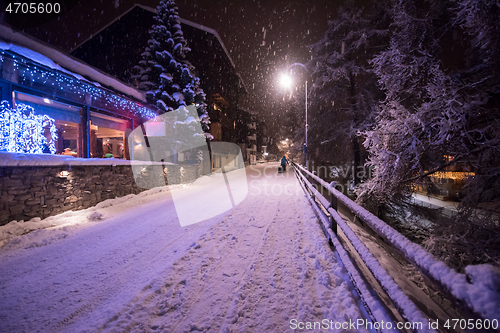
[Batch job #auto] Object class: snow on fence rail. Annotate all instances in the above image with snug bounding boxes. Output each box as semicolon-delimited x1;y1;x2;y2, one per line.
293;165;434;333
292;161;500;324
293;166;400;333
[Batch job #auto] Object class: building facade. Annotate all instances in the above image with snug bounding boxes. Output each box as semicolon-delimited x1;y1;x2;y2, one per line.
0;25;167;225
1;25;158;160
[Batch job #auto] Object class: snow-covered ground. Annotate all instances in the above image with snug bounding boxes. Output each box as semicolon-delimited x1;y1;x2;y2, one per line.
0;162;369;332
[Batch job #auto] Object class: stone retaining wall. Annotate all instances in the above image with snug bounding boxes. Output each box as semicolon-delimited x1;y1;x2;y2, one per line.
0;163;202;226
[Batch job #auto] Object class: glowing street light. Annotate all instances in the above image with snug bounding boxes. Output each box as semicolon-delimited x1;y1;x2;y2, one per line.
279;73;293;89
280;63;309;169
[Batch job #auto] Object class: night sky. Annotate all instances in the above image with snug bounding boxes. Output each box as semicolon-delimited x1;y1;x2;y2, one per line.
175;0;338;120
4;0;345;130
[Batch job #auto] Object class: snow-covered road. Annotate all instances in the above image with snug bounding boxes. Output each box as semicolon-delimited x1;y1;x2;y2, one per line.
0;163;369;332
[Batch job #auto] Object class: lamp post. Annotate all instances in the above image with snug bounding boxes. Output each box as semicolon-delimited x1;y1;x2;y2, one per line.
280;62;309;170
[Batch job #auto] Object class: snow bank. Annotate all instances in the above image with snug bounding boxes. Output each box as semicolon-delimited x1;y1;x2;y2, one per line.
300;182;400;332
0;151;173;167
0;169;238;251
0;186;171;251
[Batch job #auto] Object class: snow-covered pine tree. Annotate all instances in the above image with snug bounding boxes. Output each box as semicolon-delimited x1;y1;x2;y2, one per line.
307;0;391;186
132;0;211;144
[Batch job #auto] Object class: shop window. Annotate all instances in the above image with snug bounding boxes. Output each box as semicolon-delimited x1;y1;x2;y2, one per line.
90;112;131;158
14;91;83;157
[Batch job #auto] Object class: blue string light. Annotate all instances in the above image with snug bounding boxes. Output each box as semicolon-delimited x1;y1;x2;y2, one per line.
0;100;58;154
1;50;157;119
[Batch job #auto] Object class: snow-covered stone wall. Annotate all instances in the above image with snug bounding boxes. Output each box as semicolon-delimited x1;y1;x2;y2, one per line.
0;163;201;226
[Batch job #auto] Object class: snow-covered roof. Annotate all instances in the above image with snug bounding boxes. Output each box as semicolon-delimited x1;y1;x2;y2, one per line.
177;17;236;68
0;24;146;102
71;4;235;68
175;16;248;94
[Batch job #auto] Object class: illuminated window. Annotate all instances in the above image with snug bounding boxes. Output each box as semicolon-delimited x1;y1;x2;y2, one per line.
14;91;83;157
90;112;131;158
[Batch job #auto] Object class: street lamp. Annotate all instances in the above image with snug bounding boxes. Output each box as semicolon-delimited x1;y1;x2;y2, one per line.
279;73;293;89
280;62;309;169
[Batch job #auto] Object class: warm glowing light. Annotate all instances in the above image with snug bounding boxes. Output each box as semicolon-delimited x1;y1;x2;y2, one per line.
430;171;475;180
279;73;293;89
43;98;51;104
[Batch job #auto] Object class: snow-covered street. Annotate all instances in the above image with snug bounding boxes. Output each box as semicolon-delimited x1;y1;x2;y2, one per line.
0;163;369;332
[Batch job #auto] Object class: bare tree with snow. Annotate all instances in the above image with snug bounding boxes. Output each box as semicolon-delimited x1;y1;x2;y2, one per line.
358;0;500;270
307;0;391;186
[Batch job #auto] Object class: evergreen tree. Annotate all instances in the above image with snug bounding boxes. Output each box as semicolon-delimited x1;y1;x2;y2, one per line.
132;0;210;137
307;0;391;186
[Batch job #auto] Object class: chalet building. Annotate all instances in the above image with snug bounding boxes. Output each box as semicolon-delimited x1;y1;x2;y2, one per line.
0;24;215;226
69;4;252;156
0;9;258;225
0;24;157;159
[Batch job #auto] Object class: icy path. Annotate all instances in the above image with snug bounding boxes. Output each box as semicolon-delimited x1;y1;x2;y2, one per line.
0;163;369;332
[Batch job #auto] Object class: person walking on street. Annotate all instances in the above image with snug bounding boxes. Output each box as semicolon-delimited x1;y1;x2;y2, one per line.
280;155;289;171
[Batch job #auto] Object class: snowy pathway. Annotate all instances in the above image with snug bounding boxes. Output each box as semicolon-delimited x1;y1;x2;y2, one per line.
0;163;369;332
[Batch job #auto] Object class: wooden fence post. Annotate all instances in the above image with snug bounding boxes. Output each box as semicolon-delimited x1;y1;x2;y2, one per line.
330;181;338;211
311;171;316;200
329;181;338;234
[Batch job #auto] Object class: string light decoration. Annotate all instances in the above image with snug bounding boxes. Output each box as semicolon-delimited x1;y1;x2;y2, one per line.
430;171;475;180
0;50;157;119
0;100;58;154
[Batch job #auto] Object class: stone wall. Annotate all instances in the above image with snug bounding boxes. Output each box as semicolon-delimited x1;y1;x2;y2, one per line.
0;163;202;226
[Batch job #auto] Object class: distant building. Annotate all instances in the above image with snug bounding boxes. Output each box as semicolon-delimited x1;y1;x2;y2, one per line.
413;156;474;201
